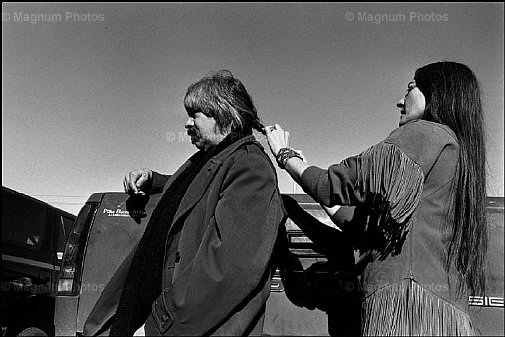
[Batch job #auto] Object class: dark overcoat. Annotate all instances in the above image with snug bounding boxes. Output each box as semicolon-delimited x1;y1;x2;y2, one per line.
84;135;285;336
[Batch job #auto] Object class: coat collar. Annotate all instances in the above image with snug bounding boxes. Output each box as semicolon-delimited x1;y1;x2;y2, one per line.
165;134;261;229
207;134;261;166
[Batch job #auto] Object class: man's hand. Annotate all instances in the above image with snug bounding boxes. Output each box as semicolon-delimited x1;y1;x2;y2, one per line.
123;168;153;195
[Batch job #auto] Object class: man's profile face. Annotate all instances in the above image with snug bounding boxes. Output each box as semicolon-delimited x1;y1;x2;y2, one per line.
185;111;227;150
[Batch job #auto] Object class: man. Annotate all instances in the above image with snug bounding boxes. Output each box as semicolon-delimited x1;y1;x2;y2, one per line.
84;70;285;336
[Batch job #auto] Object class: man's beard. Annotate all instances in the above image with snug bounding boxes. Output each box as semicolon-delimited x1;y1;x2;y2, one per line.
187;128;212;150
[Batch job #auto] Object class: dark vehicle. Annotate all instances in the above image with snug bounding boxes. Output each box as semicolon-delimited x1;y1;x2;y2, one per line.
1;186;76;336
468;197;505;336
54;192;504;336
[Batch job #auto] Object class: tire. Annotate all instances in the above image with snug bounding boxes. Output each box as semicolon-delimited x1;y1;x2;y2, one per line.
16;327;47;337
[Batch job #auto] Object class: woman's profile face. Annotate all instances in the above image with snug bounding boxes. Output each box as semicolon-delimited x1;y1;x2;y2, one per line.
396;80;426;126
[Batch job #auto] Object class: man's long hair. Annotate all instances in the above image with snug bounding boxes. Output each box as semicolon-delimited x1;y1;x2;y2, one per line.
415;61;488;297
184;70;264;135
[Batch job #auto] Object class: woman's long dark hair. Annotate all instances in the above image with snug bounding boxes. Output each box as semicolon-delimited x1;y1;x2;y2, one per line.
415;61;488;297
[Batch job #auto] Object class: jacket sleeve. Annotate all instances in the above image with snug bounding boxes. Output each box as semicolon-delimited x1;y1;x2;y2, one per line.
149;171;170;194
150;151;282;335
300;139;425;260
300;157;363;207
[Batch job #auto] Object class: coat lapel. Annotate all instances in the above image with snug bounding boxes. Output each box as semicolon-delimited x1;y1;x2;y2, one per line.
160;159;192;195
166;135;258;236
169;158;222;229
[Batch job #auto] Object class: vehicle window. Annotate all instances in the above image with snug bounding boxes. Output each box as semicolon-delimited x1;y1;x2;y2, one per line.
57;215;75;251
2;200;46;250
61;215;74;232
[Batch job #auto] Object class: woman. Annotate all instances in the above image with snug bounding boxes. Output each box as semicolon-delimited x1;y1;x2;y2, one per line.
265;61;487;336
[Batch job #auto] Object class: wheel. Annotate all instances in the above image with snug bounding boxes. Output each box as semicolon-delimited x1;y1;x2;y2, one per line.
16;327;47;336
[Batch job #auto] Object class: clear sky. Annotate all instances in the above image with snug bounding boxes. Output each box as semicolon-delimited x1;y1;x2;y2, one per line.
2;2;504;215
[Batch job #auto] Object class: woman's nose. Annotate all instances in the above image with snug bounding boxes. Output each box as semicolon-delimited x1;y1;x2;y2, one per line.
396;98;404;109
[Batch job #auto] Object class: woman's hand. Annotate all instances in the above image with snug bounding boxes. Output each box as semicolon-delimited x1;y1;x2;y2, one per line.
265;124;290;157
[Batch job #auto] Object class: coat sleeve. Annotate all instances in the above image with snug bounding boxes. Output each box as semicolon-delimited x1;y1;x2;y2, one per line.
149;171;170;194
300;157;363;207
150;150;283;335
300;138;425;260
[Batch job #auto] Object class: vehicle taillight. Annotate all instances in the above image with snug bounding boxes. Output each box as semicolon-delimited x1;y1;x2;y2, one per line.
57;202;98;295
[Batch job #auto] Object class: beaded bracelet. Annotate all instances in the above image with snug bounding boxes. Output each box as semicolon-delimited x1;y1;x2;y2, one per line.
276;147;303;169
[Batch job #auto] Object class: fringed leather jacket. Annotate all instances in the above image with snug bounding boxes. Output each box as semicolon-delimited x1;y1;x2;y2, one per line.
300;119;474;335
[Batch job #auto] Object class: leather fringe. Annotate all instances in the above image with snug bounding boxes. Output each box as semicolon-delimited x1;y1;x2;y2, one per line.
362;279;474;336
357;142;424;260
